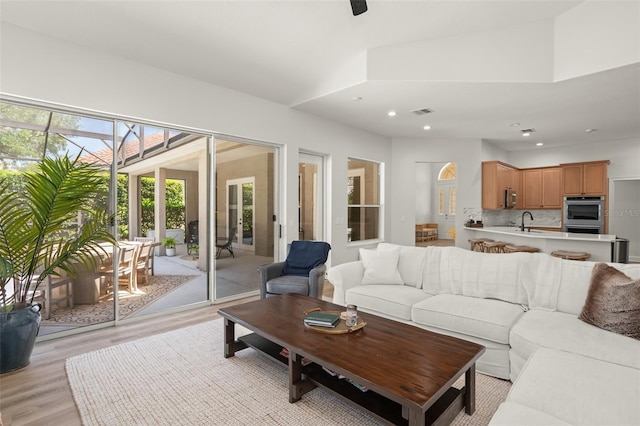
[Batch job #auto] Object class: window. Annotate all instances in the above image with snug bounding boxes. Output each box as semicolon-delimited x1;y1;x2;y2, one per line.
437;162;457;217
449;187;456;215
347;158;381;242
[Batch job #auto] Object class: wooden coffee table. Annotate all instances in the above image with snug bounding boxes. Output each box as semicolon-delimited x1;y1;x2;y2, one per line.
218;294;485;426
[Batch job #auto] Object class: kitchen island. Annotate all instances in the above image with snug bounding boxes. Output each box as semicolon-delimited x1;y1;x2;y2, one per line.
465;226;616;262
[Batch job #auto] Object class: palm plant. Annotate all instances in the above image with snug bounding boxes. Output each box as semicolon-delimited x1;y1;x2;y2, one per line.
0;154;116;310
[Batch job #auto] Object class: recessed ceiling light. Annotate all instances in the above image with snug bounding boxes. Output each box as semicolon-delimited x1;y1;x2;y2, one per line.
388;111;397;117
521;128;536;136
585;128;598;133
536;142;544;146
522;132;531;137
510;123;520;127
423;125;431;130
352;96;362;101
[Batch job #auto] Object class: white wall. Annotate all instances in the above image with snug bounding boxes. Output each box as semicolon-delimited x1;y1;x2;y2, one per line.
610;179;640;262
507;138;640;180
554;1;640;81
391;138;483;248
0;23;392;266
415;163;433;223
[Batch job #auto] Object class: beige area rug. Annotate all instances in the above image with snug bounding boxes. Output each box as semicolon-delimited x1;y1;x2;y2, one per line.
66;319;511;426
43;275;198;325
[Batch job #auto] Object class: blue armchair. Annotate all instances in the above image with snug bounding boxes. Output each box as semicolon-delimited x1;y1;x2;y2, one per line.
258;241;331;299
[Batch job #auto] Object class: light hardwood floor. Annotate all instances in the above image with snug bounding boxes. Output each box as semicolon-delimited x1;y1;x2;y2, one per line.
0;297;259;426
0;280;336;426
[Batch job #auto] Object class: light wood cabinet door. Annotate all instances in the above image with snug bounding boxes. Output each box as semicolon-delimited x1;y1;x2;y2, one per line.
523;167;561;209
562;164;583;195
482;161;519;209
562;161;608;196
583;162;607;195
542;167;562;208
482;161;501;209
523;169;543;208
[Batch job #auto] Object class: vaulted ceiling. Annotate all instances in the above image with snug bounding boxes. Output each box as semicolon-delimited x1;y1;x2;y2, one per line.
1;0;638;151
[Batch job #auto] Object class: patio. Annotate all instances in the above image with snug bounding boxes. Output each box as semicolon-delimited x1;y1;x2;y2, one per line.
1;101;279;340
39;244;268;336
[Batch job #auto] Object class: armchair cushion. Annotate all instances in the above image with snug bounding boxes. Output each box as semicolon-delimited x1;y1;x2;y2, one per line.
282;241;331;277
265;275;310;297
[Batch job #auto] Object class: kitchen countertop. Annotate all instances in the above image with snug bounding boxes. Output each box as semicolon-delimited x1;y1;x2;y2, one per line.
464;226;616;261
465;226;616;242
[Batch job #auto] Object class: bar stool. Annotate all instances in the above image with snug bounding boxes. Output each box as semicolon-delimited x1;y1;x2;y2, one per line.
483;241;508;253
503;245;540;254
468;238;494;252
551;250;591;261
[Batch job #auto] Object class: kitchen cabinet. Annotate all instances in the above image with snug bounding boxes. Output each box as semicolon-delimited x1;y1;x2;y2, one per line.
482;161;520;209
522;167;561;209
561;161;609;196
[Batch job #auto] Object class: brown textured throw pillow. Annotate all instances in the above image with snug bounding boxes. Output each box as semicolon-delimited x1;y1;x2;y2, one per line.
579;263;640;340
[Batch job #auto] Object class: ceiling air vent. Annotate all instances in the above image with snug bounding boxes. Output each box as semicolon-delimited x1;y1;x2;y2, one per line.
412;108;433;115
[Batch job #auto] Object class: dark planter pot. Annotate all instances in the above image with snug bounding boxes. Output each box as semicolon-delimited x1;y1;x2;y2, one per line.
0;303;42;374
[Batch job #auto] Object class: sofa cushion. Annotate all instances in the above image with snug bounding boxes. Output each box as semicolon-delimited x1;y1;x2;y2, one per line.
412;294;526;344
502;348;640;426
359;246;404;285
415;322;512;380
579;262;640;340
526;257;640;315
510;309;640;370
421;247;530;305
346;285;430;321
489;402;570;425
378;243;427;288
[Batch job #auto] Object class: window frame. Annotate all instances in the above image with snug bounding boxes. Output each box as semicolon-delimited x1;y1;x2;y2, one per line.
347;157;384;244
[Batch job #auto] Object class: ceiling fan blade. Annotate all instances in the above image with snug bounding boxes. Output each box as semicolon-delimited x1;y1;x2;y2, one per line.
350;0;368;16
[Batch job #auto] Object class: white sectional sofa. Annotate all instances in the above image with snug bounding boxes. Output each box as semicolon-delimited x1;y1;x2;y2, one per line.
327;243;640;424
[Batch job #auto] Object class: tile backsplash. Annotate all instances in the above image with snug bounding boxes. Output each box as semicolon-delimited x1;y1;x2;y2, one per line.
476;209;562;228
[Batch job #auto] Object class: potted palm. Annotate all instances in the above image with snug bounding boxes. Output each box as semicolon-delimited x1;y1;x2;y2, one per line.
162;237;178;257
0;155;116;373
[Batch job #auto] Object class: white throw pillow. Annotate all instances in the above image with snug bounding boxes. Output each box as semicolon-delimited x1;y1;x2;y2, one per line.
359;246;404;285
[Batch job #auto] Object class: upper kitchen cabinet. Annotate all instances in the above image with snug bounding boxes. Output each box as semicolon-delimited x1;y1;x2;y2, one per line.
561;161;609;196
522;167;562;209
482;161;520;209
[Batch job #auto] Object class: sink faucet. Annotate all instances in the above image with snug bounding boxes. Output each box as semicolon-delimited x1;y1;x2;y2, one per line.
520;211;533;231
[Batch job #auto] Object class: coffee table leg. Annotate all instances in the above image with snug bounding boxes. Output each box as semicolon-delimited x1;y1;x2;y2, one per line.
223;318;247;358
288;351;316;403
465;364;476;415
407;407;425;426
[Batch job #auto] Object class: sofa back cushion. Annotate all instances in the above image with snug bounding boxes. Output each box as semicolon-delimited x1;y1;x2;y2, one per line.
422;246;530;305
527;257;640;315
359;245;404;285
377;243;427;288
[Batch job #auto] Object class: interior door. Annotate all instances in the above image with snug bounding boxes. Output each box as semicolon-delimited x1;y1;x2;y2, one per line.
227;177;255;252
436;183;456;239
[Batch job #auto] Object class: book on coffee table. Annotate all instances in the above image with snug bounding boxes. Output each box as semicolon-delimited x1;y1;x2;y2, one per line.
304;311;340;327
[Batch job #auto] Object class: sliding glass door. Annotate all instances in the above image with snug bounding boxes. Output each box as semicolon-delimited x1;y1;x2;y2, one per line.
0;99;212;338
214;138;278;300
